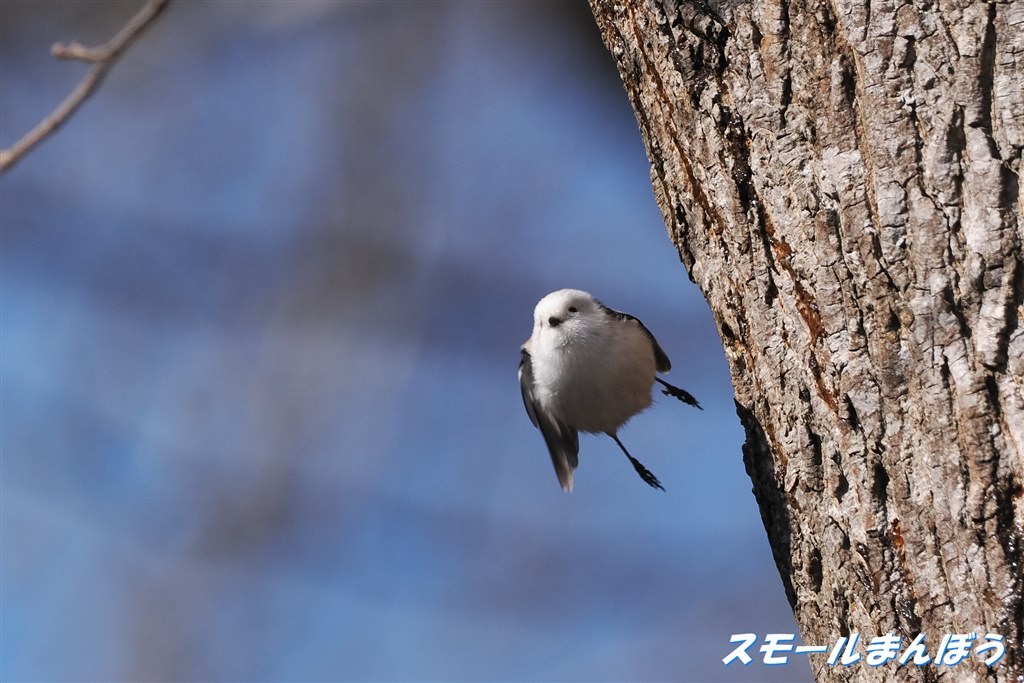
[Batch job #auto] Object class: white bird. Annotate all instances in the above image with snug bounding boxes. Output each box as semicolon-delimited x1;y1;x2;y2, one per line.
518;289;701;492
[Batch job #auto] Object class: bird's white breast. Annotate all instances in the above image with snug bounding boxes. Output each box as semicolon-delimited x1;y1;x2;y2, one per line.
531;317;656;433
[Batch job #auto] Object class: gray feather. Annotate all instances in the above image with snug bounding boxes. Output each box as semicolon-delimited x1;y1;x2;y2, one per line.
519;348;579;491
596;302;672;373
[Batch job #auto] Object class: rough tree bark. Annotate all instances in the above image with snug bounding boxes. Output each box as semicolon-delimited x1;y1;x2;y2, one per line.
589;0;1023;680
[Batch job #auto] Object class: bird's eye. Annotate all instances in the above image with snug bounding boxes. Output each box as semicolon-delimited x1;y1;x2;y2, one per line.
568;306;578;313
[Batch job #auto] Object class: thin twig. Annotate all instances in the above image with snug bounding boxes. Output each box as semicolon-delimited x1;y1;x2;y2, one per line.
0;0;170;175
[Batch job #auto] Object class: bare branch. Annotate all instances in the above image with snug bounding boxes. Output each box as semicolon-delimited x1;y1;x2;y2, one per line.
0;0;170;175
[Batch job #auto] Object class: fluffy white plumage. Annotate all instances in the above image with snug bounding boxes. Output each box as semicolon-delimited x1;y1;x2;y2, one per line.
518;289;701;492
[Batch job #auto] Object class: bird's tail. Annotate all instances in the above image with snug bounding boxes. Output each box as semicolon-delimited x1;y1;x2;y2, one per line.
553;455;575;493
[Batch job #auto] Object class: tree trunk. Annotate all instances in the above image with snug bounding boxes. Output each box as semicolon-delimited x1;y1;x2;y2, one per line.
589;0;1023;680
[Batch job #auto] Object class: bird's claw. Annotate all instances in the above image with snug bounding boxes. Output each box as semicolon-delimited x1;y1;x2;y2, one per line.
628;455;665;491
657;379;703;410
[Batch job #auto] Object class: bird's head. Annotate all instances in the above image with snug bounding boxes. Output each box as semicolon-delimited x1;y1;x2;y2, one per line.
532;289;601;343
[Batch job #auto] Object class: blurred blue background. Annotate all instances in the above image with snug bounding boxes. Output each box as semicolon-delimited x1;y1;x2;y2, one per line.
1;2;808;681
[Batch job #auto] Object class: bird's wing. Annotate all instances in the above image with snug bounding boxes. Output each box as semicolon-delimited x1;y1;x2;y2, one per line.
597;303;672;373
519;348;580;492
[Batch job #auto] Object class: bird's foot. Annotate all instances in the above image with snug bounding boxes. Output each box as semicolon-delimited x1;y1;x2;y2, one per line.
656;378;703;410
627;455;665;491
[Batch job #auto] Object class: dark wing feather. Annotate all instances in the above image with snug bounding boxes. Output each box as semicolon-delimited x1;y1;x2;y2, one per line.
597;302;672;373
519;348;580;492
